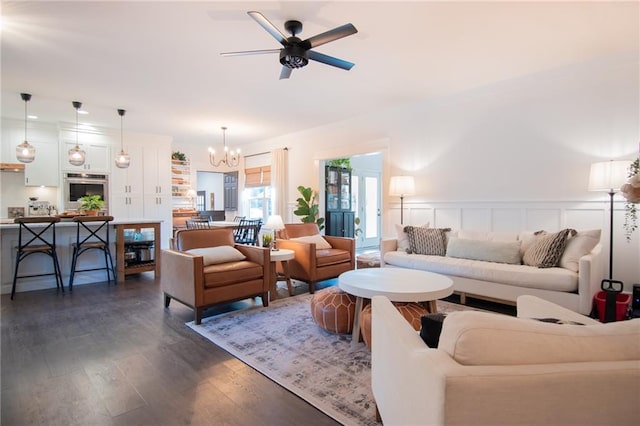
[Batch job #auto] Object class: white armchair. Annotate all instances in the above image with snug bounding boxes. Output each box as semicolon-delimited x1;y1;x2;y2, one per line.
371;295;640;426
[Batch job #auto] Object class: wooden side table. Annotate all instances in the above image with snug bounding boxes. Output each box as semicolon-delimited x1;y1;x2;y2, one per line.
269;248;295;301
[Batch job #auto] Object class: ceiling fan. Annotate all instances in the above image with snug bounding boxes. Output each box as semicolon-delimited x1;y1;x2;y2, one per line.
221;11;358;80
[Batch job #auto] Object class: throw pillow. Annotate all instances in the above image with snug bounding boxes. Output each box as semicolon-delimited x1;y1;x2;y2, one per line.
446;237;522;264
395;222;429;252
405;227;451;256
185;246;246;266
523;228;577;268
290;234;332;250
559;229;601;272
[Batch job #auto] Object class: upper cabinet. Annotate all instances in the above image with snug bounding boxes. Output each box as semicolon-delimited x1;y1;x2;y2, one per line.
1;119;59;187
144;144;171;197
25;141;59;186
61;140;110;172
111;143;144;195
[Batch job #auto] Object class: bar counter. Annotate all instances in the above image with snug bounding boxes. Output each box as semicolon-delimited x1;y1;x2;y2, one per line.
0;218;162;295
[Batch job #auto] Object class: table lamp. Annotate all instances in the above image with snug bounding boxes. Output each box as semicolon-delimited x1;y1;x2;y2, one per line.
265;215;285;251
389;175;415;225
588;160;630;279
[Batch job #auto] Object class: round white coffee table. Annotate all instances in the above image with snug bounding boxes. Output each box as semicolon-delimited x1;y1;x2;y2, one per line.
338;268;453;343
269;248;295;300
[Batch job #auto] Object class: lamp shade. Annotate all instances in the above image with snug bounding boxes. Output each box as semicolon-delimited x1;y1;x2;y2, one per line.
265;215;285;230
588;161;630;192
389;175;415;197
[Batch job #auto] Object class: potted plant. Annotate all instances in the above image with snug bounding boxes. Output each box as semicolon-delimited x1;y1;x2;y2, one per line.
293;185;325;230
171;151;187;162
262;233;273;248
621;156;640;241
78;195;104;216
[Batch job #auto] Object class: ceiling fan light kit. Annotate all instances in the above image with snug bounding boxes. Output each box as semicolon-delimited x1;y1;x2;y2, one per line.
221;11;357;80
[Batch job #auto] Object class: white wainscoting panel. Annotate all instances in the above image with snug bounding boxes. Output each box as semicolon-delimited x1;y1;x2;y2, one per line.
384;199;640;292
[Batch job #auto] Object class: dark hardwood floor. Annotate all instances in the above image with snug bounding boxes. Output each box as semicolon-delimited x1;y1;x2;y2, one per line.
1;274;340;425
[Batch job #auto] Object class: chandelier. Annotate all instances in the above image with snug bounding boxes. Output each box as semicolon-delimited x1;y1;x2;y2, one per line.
208;126;240;168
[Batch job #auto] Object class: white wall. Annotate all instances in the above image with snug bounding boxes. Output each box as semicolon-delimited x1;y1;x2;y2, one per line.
233;53;640;290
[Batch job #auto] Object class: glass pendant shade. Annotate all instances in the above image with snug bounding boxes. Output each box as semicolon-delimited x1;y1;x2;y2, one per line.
114;108;130;168
115;149;130;168
16;141;36;163
68;145;86;166
16;93;36;163
68;100;86;166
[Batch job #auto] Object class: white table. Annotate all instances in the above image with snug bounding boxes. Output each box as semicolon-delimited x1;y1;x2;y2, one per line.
338;268;454;343
269;248;295;301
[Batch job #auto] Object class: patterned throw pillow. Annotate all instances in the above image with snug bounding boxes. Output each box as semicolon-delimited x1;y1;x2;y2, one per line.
405;227;451;256
523;228;577;268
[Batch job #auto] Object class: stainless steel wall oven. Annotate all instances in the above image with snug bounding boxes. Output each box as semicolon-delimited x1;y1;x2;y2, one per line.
63;173;109;212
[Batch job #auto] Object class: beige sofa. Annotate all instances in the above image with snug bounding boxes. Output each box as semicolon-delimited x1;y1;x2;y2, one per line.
381;229;604;315
372;295;640;425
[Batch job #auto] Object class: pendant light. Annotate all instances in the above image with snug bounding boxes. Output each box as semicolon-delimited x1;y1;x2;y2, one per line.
68;101;86;166
114;109;130;168
16;93;36;163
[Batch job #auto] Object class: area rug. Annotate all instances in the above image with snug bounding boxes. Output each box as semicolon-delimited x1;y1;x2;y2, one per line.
186;293;482;426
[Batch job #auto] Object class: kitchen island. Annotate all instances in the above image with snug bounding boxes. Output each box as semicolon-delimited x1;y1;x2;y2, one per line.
0;218;162;295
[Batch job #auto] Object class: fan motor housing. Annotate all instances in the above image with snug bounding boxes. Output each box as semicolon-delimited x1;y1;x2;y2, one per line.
280;44;309;69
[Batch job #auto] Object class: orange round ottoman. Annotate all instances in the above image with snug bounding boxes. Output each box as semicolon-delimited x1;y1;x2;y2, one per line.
310;287;357;334
360;302;428;348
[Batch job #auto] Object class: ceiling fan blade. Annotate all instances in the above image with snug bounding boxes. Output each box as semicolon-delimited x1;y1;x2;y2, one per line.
304;23;357;49
307;51;355;71
221;49;281;57
248;11;288;46
279;66;293;80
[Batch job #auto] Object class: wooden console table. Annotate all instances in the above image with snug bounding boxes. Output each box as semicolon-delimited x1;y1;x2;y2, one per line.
113;222;161;283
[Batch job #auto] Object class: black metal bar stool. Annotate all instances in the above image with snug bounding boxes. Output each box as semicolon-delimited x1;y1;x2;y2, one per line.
69;215;116;290
11;217;64;299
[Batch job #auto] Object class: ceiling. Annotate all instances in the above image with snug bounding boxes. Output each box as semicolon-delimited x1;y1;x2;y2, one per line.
1;1;637;147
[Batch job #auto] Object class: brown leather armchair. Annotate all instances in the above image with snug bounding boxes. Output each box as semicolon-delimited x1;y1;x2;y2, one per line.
161;228;270;324
276;223;355;293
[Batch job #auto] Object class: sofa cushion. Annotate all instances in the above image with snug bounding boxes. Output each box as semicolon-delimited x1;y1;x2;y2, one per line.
523;228;576;268
186;246;246;265
406;227;450;255
290;234;332;249
316;248;351;267
202;261;263;288
446;237;522;265
559;229;601;272
383;251;578;292
438;311;640;366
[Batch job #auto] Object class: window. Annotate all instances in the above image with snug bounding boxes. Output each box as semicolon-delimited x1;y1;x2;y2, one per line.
244;186;272;220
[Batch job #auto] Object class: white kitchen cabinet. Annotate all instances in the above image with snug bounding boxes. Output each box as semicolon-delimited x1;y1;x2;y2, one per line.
143;144;172;196
143;194;172;247
110;144;144;196
61;140;110;172
24;141;59;187
110;193;144;219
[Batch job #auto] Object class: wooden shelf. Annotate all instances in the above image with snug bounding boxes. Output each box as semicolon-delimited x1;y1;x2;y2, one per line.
114;222;161;283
